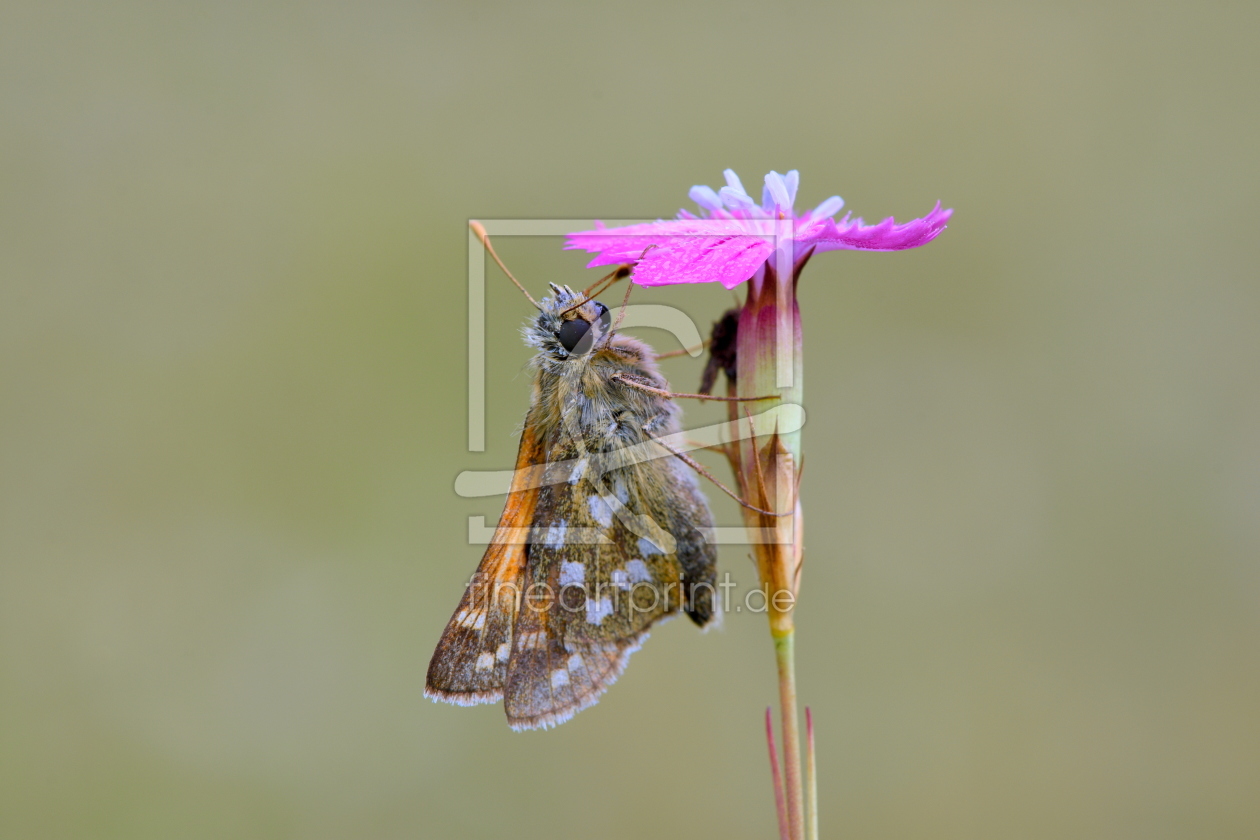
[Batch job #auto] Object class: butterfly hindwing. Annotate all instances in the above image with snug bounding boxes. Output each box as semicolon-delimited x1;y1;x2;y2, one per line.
659;453;719;627
504;555;647;730
503;450;716;729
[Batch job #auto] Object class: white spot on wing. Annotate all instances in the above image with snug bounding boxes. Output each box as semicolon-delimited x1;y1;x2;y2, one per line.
586;596;614;626
496;643;510;662
588;495;614;529
567;653;585;672
550;669;569;688
559;561;585;587
475;652;494;670
625;559;652;584
611;568;630;590
613;477;630;504
544;519;567;549
568;458;587;486
638;536;666;556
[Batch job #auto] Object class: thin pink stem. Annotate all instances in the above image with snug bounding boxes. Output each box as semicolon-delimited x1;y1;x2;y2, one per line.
765;707;790;840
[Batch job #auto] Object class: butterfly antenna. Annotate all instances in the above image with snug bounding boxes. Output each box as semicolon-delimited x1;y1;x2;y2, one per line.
560;264;631;317
582;264;631;298
608;270;635;335
469;221;540;310
561;244;657;317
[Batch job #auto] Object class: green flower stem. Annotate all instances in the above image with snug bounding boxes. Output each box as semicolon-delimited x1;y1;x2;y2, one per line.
733;263;808;840
806;706;818;840
774;629;804;840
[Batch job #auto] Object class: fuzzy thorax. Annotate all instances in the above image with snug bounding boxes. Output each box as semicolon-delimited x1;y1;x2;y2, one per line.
523;285;679;456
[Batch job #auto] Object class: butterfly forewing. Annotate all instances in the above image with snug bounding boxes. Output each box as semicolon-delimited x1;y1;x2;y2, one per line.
424;426;544;705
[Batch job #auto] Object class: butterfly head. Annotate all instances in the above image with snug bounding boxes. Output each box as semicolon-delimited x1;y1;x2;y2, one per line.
527;284;613;359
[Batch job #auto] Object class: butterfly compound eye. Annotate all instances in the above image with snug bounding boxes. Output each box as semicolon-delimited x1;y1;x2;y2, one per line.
597;302;612;332
556;317;593;353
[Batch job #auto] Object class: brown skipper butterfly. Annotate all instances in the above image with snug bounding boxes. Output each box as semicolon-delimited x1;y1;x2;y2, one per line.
423;226;741;730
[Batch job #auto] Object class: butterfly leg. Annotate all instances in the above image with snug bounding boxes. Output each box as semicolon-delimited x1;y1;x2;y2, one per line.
642;417;789;517
653;339;710;360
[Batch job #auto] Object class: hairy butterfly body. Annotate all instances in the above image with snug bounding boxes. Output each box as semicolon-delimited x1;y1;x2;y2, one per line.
426;284;718;730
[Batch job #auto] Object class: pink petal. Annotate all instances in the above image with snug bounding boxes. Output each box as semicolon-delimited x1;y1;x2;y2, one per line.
567;219;774;287
809;202;953;252
565;195;952;288
630;233;774;288
565;219;701;266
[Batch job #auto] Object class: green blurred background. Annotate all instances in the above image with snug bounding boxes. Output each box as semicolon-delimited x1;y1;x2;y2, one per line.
3;1;1258;838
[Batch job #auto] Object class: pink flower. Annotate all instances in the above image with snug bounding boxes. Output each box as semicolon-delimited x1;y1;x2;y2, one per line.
566;172;951;836
565;169;952;289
